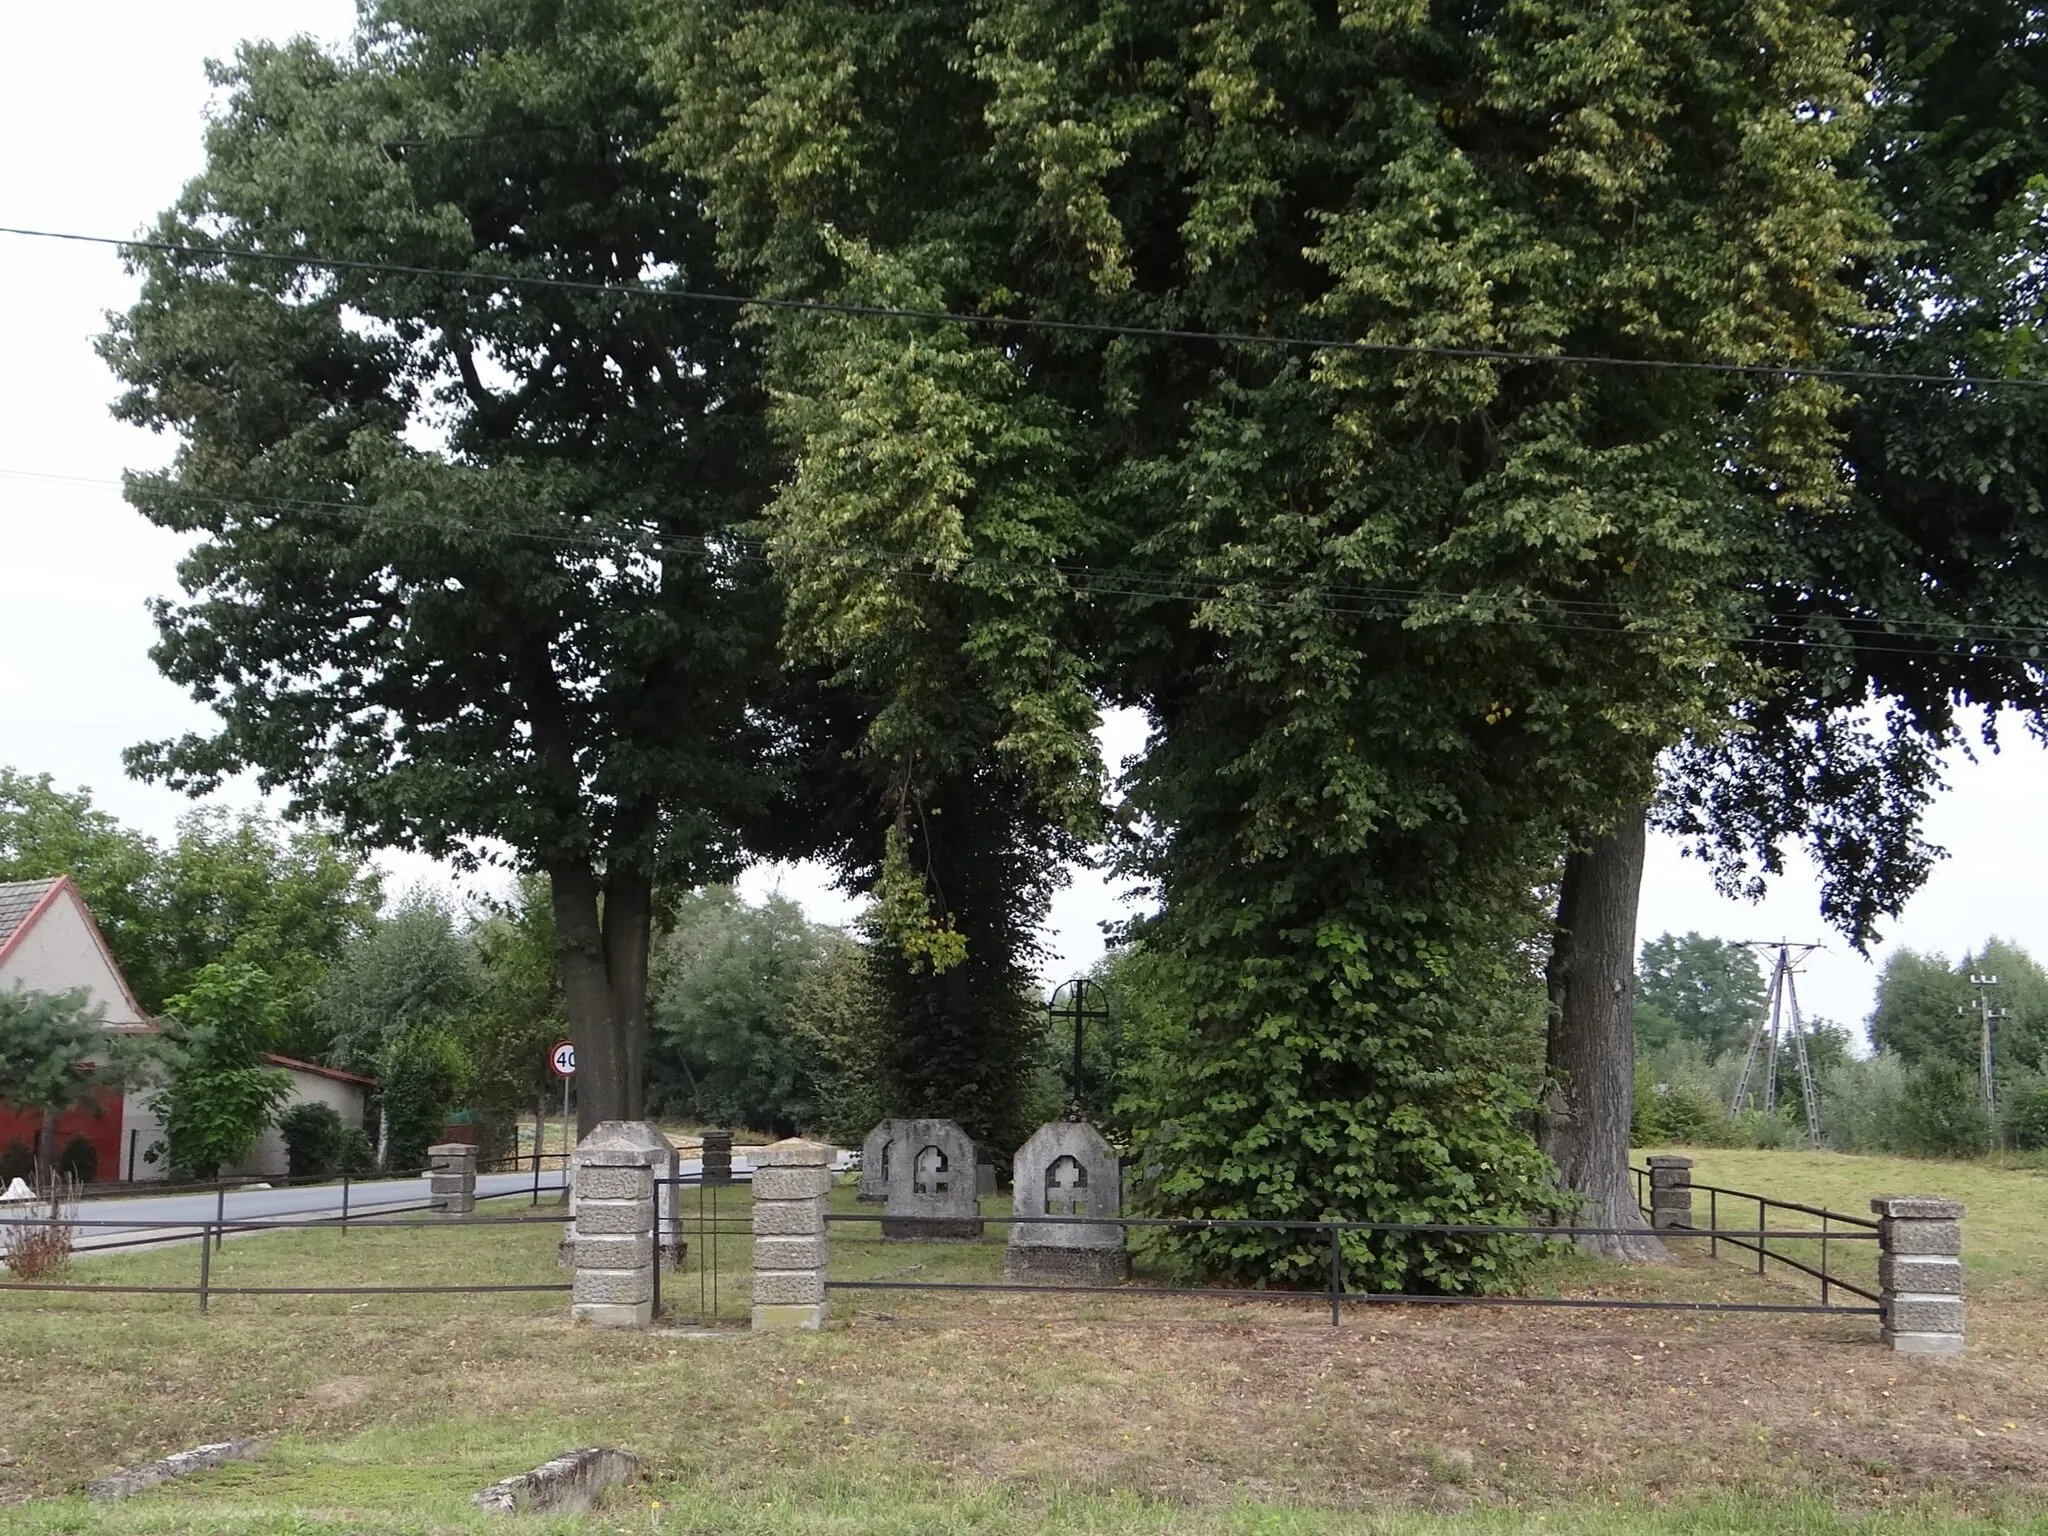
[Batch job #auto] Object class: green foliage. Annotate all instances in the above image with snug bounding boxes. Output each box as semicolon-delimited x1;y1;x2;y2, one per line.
148;963;294;1179
1635;935;1768;1060
318;896;480;1075
0;773;378;1033
99;0;780;1125
377;1028;469;1174
458;876;567;1143
657;0;1878;1286
0;987;113;1129
0;771;162;1004
151;809;382;1057
1817;1051;1912;1154
2003;1078;2048;1152
649;887;850;1135
1870;940;2048;1077
1897;1059;1993;1158
276;1101;345;1180
334;1125;377;1178
782;936;890;1147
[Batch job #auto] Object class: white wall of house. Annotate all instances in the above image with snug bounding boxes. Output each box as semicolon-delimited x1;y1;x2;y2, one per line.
0;886;147;1026
227;1066;371;1180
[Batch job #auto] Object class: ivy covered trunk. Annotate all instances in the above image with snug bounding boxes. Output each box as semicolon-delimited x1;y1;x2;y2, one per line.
1539;813;1668;1262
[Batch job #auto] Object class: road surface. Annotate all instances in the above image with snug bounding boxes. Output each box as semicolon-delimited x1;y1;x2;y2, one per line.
47;1147;849;1255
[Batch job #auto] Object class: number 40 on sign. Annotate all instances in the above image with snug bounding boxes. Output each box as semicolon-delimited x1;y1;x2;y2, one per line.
550;1040;576;1077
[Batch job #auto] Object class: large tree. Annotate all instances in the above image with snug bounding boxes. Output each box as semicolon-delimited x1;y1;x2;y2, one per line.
655;0;1875;1283
103;0;778;1130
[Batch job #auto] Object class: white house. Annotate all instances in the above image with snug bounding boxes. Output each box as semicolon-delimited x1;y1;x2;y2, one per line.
0;875;162;1180
0;875;373;1182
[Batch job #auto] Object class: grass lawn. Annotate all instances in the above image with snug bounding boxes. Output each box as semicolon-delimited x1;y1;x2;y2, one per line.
1;1155;2044;1533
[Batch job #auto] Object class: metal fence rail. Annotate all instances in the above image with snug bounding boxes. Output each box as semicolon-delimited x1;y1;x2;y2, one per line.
823;1210;1883;1326
1631;1165;1880;1306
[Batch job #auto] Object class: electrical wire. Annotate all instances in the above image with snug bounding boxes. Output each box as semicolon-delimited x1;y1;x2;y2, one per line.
8;466;2045;663
4;223;2044;393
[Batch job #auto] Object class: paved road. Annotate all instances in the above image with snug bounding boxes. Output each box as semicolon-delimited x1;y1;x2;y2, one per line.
60;1170;574;1254
51;1148;850;1255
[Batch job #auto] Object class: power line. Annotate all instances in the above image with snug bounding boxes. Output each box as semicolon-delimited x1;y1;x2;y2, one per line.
9;465;2048;663
4;222;2045;393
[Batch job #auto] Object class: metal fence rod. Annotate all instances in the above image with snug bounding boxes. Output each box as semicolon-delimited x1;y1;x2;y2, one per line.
822;1278;1880;1316
1710;1188;1717;1259
1758;1197;1767;1278
198;1222;212;1314
816;1212;1875;1239
213;1180;226;1251
1328;1229;1342;1328
1821;1212;1830;1307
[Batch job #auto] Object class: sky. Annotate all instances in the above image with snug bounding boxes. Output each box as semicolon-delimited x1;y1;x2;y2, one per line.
4;3;2046;1034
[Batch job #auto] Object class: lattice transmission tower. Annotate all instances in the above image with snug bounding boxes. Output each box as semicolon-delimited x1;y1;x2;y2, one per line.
1727;941;1825;1148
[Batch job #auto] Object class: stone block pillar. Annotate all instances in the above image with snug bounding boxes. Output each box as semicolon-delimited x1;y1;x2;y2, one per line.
428;1143;478;1219
1646;1155;1693;1231
1874;1196;1965;1356
570;1123;668;1329
701;1129;734;1187
751;1138;833;1332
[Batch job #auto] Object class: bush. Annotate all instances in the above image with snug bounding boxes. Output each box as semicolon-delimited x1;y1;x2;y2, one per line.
1;1173;79;1279
1897;1060;1991;1157
277;1101;344;1179
2001;1080;2048;1151
55;1133;98;1184
377;1027;469;1173
0;1139;31;1185
334;1126;377;1178
1817;1052;1911;1153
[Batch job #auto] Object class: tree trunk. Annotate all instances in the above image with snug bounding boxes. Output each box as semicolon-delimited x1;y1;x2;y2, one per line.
35;1107;60;1183
1539;809;1669;1262
549;862;653;1137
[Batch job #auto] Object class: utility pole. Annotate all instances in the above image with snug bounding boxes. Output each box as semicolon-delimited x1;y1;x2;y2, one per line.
1728;941;1825;1148
1958;973;2011;1145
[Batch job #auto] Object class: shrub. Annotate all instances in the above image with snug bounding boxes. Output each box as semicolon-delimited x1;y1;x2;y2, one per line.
277;1101;344;1179
334;1126;377;1178
0;1140;31;1185
2001;1080;2048;1151
1898;1060;1991;1157
1;1173;79;1280
55;1134;98;1184
1818;1052;1910;1153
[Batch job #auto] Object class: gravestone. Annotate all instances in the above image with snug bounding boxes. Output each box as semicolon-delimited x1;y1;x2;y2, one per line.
858;1119;905;1204
881;1118;983;1240
1004;1120;1127;1285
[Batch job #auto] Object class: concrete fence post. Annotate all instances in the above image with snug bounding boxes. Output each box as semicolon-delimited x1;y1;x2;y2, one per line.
570;1123;667;1329
1873;1196;1965;1356
428;1143;478;1219
1646;1155;1693;1231
750;1138;833;1332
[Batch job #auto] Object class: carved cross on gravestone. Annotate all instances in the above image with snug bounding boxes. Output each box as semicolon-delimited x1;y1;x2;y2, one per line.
1045;1154;1088;1216
914;1144;951;1197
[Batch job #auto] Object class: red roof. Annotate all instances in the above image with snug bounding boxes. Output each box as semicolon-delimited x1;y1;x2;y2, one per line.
266;1053;378;1088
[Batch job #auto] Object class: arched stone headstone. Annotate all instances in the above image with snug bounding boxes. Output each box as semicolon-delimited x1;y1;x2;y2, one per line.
858;1119;905;1204
881;1118;982;1240
1005;1120;1127;1285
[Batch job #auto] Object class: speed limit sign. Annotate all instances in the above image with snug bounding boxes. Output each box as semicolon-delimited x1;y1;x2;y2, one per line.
549;1040;576;1077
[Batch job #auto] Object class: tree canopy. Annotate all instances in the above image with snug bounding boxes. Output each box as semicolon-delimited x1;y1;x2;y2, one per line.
653;0;1882;1287
1634;934;1768;1060
102;0;780;1128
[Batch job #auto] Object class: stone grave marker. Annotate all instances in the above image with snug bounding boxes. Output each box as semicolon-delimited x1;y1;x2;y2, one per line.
881;1118;983;1240
1004;1120;1127;1285
857;1119;905;1204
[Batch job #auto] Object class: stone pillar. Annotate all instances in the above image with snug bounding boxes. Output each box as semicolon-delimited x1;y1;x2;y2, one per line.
751;1137;833;1332
1646;1155;1693;1231
570;1123;668;1329
1874;1196;1965;1356
428;1143;478;1219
